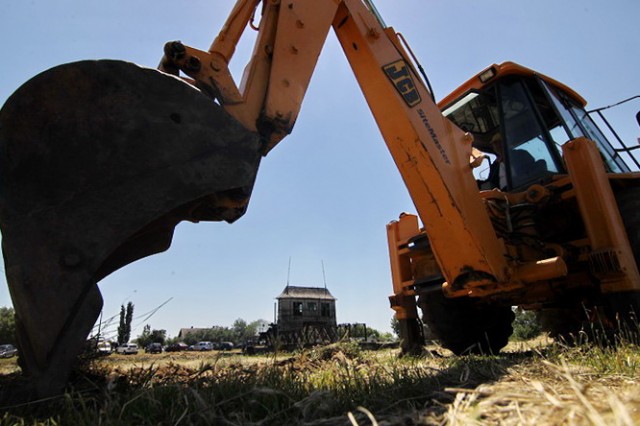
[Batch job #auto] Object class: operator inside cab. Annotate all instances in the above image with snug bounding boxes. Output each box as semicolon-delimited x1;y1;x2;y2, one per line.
446;66;629;193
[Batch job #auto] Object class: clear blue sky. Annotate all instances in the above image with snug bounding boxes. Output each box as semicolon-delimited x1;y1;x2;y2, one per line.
1;0;639;339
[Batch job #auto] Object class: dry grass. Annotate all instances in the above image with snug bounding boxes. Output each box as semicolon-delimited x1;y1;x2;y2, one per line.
0;357;20;375
0;338;639;425
440;359;640;425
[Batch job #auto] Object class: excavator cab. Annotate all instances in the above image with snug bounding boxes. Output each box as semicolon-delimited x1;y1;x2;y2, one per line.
441;63;631;191
388;62;640;356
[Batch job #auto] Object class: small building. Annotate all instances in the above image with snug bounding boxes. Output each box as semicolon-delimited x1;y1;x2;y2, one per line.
275;286;337;343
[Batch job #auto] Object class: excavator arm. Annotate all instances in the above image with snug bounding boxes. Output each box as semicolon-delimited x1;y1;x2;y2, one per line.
0;0;567;396
161;0;513;283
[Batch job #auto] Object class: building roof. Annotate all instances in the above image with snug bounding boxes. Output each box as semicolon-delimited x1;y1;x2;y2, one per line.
276;285;336;301
177;327;209;338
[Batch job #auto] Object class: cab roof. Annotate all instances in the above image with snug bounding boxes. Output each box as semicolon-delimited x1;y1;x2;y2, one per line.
437;61;587;110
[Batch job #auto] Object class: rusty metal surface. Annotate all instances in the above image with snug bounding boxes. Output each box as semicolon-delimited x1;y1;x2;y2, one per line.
0;60;262;397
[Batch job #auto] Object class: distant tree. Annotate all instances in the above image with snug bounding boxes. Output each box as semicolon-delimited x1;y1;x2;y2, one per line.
390;315;400;338
117;305;126;345
211;325;235;342
349;323;380;340
511;307;542;341
245;319;267;340
379;332;395;341
136;324;167;347
368;329;381;340
232;318;248;341
124;302;134;343
116;302;135;344
232;318;267;344
233;318;262;343
250;319;270;335
180;319;266;346
182;326;233;345
181;333;199;346
181;330;206;346
390;314;430;341
165;336;181;346
150;329;166;345
136;324;152;347
0;307;16;345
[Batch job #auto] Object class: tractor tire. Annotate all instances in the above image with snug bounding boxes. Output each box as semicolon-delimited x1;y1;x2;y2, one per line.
608;186;640;340
418;290;514;355
537;306;590;344
532;186;640;344
536;186;640;345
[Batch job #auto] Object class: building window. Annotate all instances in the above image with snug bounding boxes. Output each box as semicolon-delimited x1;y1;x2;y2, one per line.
293;302;303;316
307;302;317;312
321;303;330;317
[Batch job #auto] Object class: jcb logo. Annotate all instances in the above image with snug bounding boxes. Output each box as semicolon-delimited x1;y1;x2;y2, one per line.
383;60;421;107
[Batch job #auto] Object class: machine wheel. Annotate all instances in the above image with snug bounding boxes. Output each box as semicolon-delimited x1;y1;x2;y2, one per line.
616;186;640;262
537;306;591;344
542;186;640;346
418;290;514;355
609;186;640;339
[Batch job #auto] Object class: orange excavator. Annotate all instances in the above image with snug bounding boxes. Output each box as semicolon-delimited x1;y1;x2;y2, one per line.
1;0;638;397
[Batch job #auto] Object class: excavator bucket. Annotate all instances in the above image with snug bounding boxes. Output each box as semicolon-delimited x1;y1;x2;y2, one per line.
0;60;262;397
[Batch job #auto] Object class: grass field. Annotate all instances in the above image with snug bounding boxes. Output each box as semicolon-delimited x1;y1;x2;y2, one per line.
0;337;639;425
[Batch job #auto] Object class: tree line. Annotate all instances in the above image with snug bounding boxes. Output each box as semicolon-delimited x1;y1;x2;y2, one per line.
167;318;268;347
0;305;399;349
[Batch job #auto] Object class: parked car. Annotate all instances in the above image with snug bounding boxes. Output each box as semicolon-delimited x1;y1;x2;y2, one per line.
0;344;17;358
219;342;234;351
145;343;163;354
96;340;113;355
165;342;188;352
192;341;214;351
116;343;139;355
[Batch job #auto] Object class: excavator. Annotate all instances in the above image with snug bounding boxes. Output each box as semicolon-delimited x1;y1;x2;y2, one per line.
0;0;639;398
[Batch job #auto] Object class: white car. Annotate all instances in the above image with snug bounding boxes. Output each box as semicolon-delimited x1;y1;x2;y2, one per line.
96;340;113;355
116;343;139;355
192;341;214;351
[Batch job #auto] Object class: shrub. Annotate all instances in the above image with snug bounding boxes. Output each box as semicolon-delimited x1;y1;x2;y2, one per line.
511;308;542;341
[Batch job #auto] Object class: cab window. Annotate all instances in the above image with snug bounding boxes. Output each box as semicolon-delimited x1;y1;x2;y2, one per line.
498;78;561;189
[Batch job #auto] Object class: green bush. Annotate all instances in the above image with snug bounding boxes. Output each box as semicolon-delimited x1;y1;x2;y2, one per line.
0;307;16;345
511;308;542;341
